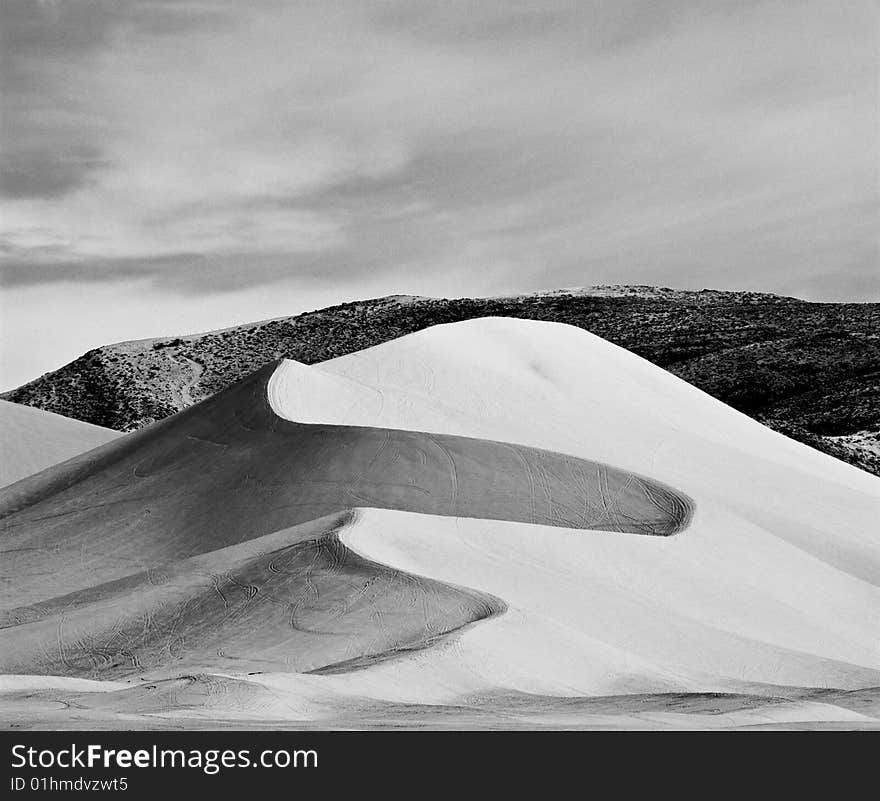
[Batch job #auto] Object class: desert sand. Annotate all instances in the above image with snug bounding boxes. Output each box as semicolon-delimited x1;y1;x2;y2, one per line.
1;318;878;729
0;400;118;488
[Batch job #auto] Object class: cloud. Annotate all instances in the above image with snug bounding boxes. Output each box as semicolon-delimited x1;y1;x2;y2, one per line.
0;145;107;199
0;0;876;302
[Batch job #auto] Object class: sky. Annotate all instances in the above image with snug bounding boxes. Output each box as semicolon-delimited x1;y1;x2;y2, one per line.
1;0;877;389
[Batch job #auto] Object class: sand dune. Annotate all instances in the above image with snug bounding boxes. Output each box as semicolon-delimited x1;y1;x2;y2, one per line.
0;511;502;677
0;356;690;612
0;400;118;488
1;317;878;727
2;672;877;730
297;318;879;581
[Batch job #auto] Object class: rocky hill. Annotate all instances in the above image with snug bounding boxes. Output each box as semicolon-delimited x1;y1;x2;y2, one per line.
4;286;879;475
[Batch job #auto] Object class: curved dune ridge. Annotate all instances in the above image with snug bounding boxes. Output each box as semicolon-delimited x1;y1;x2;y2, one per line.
1;318;879;725
0;511;504;677
0;320;691;678
0;400;118;488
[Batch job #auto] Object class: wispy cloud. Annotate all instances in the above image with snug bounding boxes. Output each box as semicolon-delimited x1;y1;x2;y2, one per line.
0;0;876;301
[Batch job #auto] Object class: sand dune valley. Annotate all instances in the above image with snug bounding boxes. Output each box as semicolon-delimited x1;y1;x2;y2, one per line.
1;318;878;730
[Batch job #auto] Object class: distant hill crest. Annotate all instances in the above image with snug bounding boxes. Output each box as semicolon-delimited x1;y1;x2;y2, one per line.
2;285;878;475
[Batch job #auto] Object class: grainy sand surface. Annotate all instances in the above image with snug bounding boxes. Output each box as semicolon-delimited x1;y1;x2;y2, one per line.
0;400;118;488
1;674;877;730
1;319;878;728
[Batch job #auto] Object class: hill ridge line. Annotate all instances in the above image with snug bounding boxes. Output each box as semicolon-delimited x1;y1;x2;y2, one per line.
2;288;878;475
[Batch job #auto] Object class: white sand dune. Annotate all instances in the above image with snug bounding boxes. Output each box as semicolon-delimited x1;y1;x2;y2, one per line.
332;508;879;699
0;399;119;488
1;317;878;728
272;318;880;575
268;318;880;696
